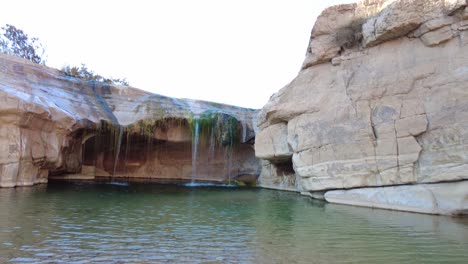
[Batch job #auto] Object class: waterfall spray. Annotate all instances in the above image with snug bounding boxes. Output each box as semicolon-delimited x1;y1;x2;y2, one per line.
191;118;200;183
208;119;216;161
112;125;123;179
228;124;233;184
241;121;247;143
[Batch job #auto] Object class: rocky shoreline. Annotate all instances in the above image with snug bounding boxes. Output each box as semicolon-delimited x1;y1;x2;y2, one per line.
255;0;468;216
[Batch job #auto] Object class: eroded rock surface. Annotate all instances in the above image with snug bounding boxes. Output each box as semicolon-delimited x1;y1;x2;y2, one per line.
324;181;468;216
256;0;468;214
0;54;259;187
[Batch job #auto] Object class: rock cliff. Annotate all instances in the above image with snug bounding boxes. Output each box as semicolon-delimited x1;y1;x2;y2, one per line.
0;54;259;187
255;0;468;215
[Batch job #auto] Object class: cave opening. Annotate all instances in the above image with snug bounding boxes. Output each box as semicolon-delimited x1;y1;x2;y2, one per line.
81;129;169;177
274;158;295;177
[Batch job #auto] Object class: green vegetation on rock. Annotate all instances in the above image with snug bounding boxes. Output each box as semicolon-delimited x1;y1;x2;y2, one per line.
61;64;130;86
0;24;46;64
189;111;240;148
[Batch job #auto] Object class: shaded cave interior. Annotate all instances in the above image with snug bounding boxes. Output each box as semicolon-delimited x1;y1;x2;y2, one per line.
52;115;259;184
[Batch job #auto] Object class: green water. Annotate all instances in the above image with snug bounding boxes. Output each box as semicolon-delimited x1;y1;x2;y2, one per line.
0;183;467;263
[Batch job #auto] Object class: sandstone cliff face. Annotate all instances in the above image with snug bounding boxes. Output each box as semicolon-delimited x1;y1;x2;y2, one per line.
0;54;259;187
255;0;468;215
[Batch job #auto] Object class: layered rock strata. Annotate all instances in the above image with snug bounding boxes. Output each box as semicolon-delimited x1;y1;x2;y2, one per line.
0;54;259;187
255;0;468;215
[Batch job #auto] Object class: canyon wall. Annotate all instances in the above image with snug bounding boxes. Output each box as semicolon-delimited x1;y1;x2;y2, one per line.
255;0;468;215
0;54;259;187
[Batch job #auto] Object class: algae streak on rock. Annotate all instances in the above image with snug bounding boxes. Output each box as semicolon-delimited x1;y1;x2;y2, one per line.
255;0;468;215
0;54;260;187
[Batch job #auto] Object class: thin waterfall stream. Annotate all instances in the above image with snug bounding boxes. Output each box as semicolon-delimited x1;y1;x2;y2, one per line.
228;125;233;184
112;125;124;179
208;121;215;161
191;118;200;184
241;121;247;143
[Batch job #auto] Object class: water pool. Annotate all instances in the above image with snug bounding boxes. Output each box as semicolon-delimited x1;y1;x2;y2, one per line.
1;183;467;263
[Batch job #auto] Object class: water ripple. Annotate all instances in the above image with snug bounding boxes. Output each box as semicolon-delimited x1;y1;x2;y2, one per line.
0;183;467;263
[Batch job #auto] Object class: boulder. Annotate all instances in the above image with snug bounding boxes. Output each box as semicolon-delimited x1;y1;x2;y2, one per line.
419;25;455;46
324;181;468;216
255;0;468;214
410;16;456;37
254;122;292;162
300;0;468;71
302;4;357;69
362;0;465;47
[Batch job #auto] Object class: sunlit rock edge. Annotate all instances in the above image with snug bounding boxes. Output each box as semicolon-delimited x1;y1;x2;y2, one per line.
0;54;260;187
255;0;468;215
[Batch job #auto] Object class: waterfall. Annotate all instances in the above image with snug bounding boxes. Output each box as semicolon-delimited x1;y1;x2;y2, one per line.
124;131;130;176
227;125;233;184
208;121;216;161
112;125;123;178
241;121;247;143
191;118;200;183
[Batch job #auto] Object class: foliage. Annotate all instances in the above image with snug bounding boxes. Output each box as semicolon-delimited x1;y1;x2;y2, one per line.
61;63;130;86
0;24;46;64
189;111;239;147
334;18;365;49
0;24;129;86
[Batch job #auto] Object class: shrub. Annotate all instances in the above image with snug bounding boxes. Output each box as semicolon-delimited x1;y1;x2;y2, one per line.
61;64;130;86
334;18;365;49
0;24;46;64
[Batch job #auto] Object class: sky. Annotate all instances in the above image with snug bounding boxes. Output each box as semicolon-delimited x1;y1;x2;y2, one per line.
0;0;352;109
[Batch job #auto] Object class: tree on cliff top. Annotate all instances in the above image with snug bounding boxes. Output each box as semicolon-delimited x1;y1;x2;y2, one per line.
0;24;46;64
0;24;129;86
61;64;130;86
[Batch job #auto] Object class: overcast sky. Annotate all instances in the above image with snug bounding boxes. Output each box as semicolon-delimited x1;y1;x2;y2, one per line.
0;0;353;109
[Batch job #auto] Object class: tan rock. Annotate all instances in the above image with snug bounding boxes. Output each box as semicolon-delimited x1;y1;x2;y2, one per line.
14;160;38;186
0;53;259;187
460;30;468;45
255;123;292;162
397;136;422;166
302;39;341;69
375;137;398;172
0;163;19;187
453;20;468;31
302;4;357;69
410;17;456;38
257;160;298;191
331;56;343;66
400;99;425;118
361;0;462;47
395;114;428;137
373;121;396;139
0;126;21;164
256;0;468;199
154;122;192;142
420;25;454;46
377;167;400;185
324;181;468;216
301;191;326;200
312;4;358;37
398;164;416;183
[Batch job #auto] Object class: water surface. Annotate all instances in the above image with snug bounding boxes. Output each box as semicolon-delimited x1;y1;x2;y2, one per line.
0;183;467;263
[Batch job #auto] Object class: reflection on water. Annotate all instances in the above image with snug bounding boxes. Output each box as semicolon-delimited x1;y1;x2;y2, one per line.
0;183;467;263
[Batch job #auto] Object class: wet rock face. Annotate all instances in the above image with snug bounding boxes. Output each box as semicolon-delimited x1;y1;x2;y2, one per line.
0;56;105;187
0;54;259;187
78;115;258;183
256;0;468;199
